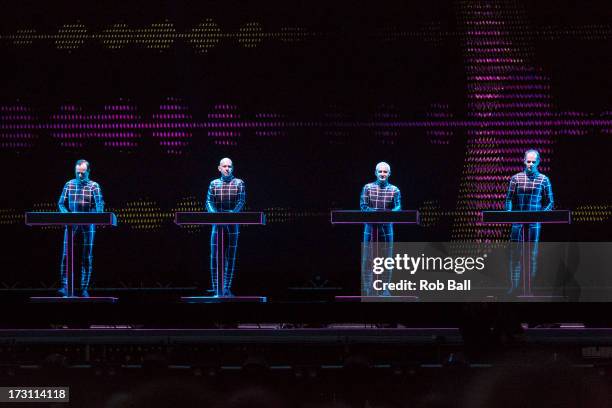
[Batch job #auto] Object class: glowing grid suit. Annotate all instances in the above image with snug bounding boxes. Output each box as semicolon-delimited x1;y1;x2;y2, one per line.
360;180;401;295
505;170;554;292
206;175;246;295
58;179;105;291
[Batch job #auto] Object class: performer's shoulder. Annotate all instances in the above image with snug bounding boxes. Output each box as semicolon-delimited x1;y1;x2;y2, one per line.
89;180;101;188
539;173;551;183
363;182;375;189
510;172;523;180
209;178;221;186
389;183;400;192
234;178;245;185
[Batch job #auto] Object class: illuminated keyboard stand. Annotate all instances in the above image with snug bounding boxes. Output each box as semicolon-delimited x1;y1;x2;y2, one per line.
25;212;118;303
331;210;420;302
175;212;267;303
481;210;571;299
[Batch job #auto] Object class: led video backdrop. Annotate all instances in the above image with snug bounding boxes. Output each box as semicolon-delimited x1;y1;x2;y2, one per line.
0;0;610;295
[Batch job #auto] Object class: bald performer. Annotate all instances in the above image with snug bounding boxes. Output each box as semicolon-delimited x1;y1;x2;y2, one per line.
505;149;554;294
206;158;246;296
360;162;401;295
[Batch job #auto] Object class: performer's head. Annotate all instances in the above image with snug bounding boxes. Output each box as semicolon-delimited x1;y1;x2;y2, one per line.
218;157;234;178
523;150;540;174
75;159;90;183
375;162;391;183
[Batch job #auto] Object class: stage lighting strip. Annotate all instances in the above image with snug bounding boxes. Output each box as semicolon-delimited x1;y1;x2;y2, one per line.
572;205;612;223
1;19;609;51
2;98;610;155
110;199;172;230
0;20;316;52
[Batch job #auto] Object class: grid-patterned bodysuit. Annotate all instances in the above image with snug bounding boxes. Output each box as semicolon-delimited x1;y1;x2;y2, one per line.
58;179;105;292
360;180;401;295
206;175;246;295
505;170;554;292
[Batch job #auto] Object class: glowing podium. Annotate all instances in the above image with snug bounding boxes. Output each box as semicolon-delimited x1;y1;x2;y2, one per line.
25;212;118;303
331;210;420;302
482;210;571;298
175;212;267;303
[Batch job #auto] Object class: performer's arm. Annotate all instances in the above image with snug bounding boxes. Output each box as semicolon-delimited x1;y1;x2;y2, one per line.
93;183;105;212
58;183;69;213
205;182;216;212
232;181;246;212
542;177;554;211
392;188;402;211
504;176;516;211
360;185;372;211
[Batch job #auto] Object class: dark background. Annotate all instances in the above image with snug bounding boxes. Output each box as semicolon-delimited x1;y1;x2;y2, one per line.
0;0;610;299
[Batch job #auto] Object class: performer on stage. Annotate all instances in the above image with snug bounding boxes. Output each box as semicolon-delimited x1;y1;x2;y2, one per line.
206;158;246;297
58;159;105;297
360;162;401;295
505;149;554;293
